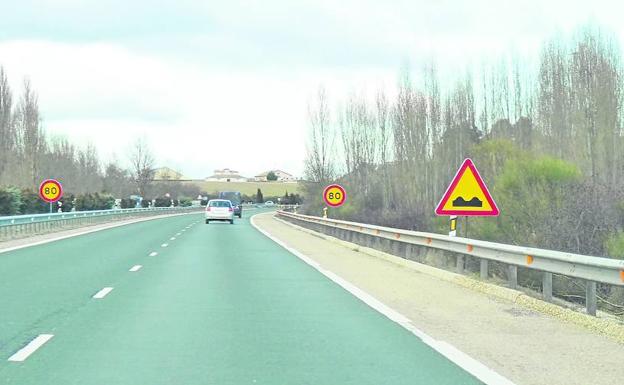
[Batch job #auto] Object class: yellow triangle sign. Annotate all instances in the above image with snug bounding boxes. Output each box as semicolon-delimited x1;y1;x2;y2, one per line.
435;158;499;216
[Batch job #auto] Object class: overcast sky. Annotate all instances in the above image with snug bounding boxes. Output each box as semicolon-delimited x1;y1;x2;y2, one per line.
0;0;621;178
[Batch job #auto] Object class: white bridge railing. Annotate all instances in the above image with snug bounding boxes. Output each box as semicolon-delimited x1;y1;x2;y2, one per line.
276;211;624;316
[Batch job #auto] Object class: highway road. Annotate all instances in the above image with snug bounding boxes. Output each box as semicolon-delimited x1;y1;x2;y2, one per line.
0;211;484;385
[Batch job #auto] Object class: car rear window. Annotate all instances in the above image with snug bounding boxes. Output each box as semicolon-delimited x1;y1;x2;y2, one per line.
209;201;231;207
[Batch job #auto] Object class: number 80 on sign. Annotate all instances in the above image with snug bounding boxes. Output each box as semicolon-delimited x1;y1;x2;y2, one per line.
39;179;63;203
323;184;346;207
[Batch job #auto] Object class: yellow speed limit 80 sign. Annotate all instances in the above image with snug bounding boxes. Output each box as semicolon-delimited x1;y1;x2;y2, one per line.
39;179;63;203
323;184;346;207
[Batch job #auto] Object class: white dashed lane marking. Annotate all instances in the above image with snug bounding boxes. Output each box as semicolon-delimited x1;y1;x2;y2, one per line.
161;243;168;248
170;237;176;240
149;252;158;257
129;265;142;272
8;334;54;362
93;287;114;299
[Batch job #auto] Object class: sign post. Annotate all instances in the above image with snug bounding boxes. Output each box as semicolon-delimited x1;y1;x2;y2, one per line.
435;159;498;274
449;215;458;237
322;184;347;218
39;179;63;213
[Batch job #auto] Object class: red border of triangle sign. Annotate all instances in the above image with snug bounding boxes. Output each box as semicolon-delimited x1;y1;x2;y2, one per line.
435;158;499;216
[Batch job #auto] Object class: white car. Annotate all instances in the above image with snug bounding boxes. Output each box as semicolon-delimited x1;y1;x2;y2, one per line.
264;200;275;206
205;199;234;224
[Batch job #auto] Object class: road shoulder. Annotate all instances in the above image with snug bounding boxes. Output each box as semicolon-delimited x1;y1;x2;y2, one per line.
253;212;624;385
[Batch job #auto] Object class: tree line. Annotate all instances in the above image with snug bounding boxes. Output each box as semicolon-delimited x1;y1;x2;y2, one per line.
303;25;624;312
0;66;202;215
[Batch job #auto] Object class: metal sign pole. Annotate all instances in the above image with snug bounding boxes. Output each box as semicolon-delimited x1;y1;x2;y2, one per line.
449;215;457;237
49;202;53;214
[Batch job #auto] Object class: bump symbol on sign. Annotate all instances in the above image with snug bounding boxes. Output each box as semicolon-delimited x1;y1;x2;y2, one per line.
452;197;483;208
435;158;499;216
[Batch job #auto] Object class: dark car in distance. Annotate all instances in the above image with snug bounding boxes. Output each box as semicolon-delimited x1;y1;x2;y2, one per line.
218;191;242;218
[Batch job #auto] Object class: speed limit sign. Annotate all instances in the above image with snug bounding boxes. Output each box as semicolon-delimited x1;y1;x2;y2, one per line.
323;184;346;207
39;179;63;203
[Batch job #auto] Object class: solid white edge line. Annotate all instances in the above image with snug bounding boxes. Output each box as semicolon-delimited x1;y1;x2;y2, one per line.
8;334;54;362
149;252;158;256
129;265;142;272
93;287;114;299
249;213;515;385
0;212;202;254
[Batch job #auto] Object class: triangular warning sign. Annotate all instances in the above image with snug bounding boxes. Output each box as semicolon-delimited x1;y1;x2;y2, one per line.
435;158;499;216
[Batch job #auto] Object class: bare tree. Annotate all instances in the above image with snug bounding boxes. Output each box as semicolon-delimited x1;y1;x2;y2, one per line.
304;87;335;183
0;67;14;183
15;78;43;188
128;138;155;197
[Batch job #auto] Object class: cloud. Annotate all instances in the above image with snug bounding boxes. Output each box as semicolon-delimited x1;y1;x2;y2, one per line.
0;39;398;178
1;0;623;179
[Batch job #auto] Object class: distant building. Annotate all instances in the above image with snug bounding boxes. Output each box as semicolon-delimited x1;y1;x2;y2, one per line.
254;169;296;182
153;167;188;181
205;168;248;182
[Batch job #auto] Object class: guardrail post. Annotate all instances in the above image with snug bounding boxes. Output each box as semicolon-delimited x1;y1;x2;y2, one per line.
480;259;488;279
404;244;413;260
542;272;553;301
586;281;597;316
456;255;464;274
391;240;400;256
508;265;518;289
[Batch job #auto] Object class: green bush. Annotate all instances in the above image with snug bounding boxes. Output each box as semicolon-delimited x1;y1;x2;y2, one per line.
0;186;22;216
74;193;114;211
20;190;49;214
120;198;136;209
58;194;75;212
605;232;624;260
75;194;95;211
94;193;115;210
179;197;192;207
141;198;150;208
154;197;172;207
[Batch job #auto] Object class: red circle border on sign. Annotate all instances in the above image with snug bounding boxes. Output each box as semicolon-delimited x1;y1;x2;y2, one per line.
323;184;347;207
39;179;64;203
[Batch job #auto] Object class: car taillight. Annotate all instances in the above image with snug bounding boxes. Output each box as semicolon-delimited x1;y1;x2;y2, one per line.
228;207;233;212
207;207;211;211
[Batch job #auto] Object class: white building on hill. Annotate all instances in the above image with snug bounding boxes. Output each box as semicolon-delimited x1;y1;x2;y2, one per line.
254;169;296;182
205;168;248;182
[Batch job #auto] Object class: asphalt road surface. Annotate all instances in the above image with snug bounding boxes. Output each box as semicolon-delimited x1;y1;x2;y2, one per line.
0;212;483;385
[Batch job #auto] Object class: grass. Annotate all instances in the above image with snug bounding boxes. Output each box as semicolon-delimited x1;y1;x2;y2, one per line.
189;181;301;197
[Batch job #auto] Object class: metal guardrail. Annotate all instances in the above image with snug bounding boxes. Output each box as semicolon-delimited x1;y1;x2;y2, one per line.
277;211;624;316
0;207;198;227
0;206;201;241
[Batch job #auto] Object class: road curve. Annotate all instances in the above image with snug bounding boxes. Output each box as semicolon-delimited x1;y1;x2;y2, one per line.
0;212;482;385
